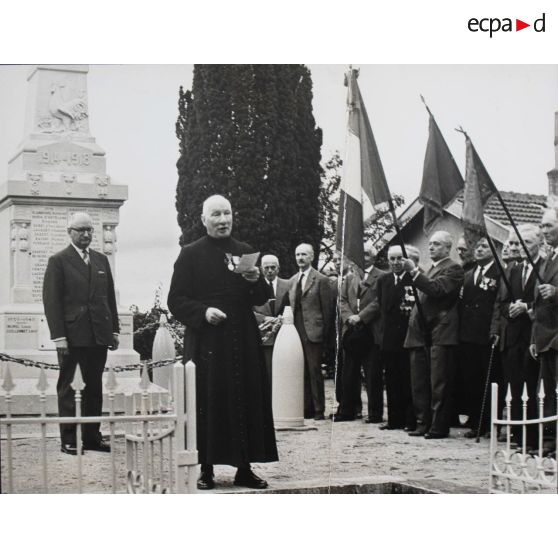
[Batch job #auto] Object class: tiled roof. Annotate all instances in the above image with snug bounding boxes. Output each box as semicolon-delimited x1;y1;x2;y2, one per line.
457;190;548;227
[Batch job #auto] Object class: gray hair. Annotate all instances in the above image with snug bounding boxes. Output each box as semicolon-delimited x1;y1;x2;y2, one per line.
68;211;92;228
296;243;314;257
517;223;543;244
261;254;279;266
430;230;453;249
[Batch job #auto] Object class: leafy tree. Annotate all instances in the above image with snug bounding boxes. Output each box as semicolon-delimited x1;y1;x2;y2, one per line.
317;153;405;270
175;65;322;277
132;285;183;361
318;152;342;266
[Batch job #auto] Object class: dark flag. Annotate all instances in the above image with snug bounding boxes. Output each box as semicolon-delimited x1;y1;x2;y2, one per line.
462;136;498;246
419;112;464;234
337;68;391;271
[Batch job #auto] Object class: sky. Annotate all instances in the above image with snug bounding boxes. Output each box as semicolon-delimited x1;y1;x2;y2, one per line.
0;64;556;310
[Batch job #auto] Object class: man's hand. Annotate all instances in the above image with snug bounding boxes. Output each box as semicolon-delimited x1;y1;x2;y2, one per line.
529;343;538;360
205;307;227;325
402;258;417;274
509;300;528;319
109;334;119;351
538;284;557;300
54;338;69;357
347;314;361;327
241;266;260;283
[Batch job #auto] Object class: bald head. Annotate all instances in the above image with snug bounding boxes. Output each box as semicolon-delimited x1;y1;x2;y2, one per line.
201;195;233;238
428;230;452;261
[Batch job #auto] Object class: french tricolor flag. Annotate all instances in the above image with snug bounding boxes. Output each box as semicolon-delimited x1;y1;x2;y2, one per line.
336;67;391;271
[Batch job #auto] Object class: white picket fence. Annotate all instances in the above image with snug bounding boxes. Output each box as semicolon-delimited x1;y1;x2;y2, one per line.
1;361;198;494
489;382;557;494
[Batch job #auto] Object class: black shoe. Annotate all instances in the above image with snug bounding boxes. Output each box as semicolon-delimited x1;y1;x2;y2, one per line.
83;439;111;452
379;424;403;430
61;443;82;455
234;469;268;490
408;429;427;437
314;414;325;421
331;414;355;422
364;417;383;424
197;470;215;490
424;432;448;439
464;429;480;439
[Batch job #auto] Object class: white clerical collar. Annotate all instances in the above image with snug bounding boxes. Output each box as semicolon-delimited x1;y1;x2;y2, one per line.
431;257;448;268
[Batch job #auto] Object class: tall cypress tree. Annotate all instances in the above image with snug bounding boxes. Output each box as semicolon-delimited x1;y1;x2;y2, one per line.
175;64;323;277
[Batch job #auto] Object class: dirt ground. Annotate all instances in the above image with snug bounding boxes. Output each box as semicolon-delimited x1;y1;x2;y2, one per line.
2;379;501;494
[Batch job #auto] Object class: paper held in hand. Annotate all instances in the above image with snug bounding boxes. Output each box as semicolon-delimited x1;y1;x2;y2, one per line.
233;252;260;273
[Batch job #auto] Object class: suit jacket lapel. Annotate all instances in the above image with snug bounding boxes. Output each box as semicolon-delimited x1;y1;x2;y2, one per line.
302;268;316;296
88;250;99;297
64;245;90;281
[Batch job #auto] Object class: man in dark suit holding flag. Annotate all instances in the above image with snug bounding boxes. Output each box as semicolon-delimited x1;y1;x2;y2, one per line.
458;237;501;438
403;231;464;439
370;245;417;431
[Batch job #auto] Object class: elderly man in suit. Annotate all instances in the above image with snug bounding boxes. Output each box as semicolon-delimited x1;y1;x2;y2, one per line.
403;230;464;439
370;245;417;430
336;241;386;423
42;212;119;455
253;254;290;387
490;225;544;447
530;208;558;457
458;237;501;438
287;243;333;420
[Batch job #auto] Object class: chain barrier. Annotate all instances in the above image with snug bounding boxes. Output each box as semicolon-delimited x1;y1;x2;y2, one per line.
0;352;182;373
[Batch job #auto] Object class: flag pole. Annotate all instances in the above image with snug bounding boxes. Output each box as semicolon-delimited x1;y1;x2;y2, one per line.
455;127;515;296
485;233;514;297
386;198;432;348
491;189;543;283
456;128;543;284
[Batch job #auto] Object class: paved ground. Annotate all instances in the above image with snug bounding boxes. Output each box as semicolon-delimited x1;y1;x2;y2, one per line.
1;379;496;494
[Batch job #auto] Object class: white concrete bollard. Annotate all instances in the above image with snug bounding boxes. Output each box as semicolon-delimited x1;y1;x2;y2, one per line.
272;306;305;428
152;314;176;394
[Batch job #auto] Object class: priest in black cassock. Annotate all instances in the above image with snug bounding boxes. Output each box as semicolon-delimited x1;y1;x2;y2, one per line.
168;195;278;490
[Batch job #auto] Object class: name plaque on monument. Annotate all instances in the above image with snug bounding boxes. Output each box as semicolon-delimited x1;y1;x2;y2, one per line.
29;205;106;301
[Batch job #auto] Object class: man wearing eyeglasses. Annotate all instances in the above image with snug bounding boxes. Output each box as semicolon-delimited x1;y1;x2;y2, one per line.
43;211;119;456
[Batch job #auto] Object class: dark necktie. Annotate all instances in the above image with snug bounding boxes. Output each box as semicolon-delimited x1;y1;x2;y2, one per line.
82;249;90;266
475;265;484;287
521;263;529;289
268;281;276;314
394;273;402;286
295;274;304;311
